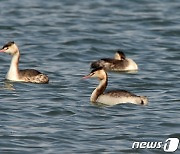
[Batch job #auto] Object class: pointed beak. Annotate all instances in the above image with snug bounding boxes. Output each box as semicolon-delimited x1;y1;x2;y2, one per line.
82;73;91;79
0;49;5;52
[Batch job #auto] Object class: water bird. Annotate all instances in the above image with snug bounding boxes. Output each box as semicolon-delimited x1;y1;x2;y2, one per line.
91;50;138;71
0;41;49;83
83;67;148;106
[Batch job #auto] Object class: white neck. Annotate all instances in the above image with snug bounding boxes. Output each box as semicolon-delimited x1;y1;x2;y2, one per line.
90;77;107;102
6;51;20;80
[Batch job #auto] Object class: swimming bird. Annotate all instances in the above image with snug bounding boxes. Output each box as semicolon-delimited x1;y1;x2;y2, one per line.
83;67;148;106
91;50;138;71
0;41;49;83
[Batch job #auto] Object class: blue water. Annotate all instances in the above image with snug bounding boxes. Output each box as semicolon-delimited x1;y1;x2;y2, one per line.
0;0;179;153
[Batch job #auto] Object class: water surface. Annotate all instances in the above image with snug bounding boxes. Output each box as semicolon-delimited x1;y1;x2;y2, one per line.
0;0;179;153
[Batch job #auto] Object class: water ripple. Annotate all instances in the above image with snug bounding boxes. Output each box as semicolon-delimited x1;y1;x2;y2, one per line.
0;0;179;153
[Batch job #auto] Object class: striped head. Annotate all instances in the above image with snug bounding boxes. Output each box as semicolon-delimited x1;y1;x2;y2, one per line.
0;41;19;55
114;50;126;60
83;67;107;80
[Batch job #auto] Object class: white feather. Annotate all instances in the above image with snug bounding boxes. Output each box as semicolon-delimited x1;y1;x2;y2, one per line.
96;94;148;106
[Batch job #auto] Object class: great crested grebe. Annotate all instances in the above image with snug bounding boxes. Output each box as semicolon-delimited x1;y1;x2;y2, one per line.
83;67;148;106
91;50;138;71
0;42;49;84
